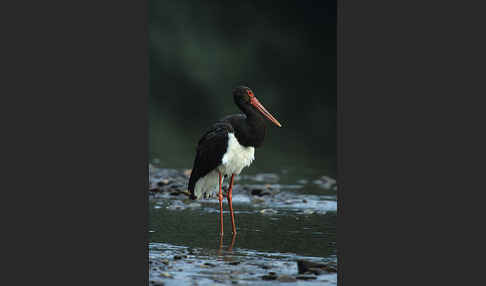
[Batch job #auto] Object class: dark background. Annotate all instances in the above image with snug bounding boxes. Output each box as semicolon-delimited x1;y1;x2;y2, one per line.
149;0;337;176
3;0;483;285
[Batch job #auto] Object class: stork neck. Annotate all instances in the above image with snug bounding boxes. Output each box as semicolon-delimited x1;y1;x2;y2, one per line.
238;109;266;147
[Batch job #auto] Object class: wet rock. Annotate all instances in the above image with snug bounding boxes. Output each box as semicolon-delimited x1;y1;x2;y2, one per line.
149;168;191;195
297;259;336;274
183;169;192;177
228;261;240;265
260;209;277;215
173;255;187;260
302;209;315;215
150;281;165;286
260;264;272;269
167;201;186;210
251;188;272;197
327;265;338;272
296;275;317;280
161;259;169;265
186;202;202;208
251;197;265;204
313;176;337;190
243;173;279;183
277;275;298;282
157;179;170;186
204;262;216;267
159;272;173;278
308;267;325;275
321;176;336;185
261;272;278;280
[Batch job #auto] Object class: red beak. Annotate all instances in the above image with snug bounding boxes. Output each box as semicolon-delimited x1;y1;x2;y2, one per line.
250;97;282;127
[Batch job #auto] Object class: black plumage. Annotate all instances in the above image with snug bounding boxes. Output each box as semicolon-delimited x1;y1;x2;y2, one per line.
186;86;282;235
188;122;233;199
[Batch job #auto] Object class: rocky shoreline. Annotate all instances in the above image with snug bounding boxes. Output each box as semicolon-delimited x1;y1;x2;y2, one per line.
149;242;337;285
149;165;337;213
149;165;337;285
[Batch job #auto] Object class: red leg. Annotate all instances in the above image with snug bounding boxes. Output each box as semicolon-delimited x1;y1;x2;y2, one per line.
217;233;224;256
228;232;236;251
227;174;237;234
218;172;224;235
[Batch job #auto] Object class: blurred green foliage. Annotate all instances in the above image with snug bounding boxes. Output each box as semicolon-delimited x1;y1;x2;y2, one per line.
149;0;337;176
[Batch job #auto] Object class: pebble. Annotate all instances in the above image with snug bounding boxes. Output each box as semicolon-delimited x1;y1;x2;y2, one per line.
260;209;277;215
157;179;170;186
187;202;202;208
312;176;337;190
251;188;272;197
204;262;216;267
297;179;308;184
167;201;186;210
308;267;325;275
261;274;277;280
302;209;315;215
159;272;173;278
321;176;336;185
296;275;317;280
297;259;336;274
251;173;280;183
277;275;298;282
251;198;265;204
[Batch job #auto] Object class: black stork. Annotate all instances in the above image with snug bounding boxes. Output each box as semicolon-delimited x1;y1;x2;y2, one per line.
188;86;282;235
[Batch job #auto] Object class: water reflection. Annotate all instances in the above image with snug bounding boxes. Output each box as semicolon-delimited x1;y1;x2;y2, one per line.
217;233;237;256
149;200;336;258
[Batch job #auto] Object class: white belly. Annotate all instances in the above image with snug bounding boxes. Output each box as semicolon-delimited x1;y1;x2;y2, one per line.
219;133;255;176
194;133;255;199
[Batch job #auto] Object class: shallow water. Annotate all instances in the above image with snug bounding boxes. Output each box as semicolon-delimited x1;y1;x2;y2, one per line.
149;167;337;285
